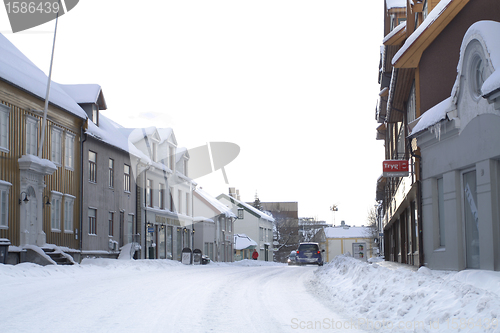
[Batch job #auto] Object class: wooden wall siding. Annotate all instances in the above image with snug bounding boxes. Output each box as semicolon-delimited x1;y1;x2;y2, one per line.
0;85;83;249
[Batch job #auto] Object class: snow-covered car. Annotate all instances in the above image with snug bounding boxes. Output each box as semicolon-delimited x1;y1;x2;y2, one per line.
296;242;324;266
287;250;297;265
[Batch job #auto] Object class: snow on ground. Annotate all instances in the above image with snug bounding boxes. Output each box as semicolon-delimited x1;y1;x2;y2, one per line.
0;256;499;332
313;255;500;333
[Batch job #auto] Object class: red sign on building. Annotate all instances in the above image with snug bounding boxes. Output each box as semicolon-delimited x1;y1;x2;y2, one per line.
383;160;409;177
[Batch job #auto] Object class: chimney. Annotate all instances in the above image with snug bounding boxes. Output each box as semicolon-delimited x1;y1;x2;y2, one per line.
236;189;240;200
229;187;236;198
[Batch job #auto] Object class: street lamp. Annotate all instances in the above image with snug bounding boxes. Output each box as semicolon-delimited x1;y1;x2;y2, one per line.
19;191;29;204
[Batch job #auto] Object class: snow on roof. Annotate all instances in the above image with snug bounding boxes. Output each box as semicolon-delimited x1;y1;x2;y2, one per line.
196;188;236;218
0;33;87;119
218;193;275;222
454;21;500;97
234;234;258;250
61;84;102;105
383;20;406;44
86;115;150;160
411;21;500;136
410;96;455;135
386;0;406;10
392;0;453;65
325;226;371;239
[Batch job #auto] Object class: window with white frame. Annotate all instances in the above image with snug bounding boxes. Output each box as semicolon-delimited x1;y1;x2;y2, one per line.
51;127;62;166
177;189;182;213
51;192;62;231
108;212;114;236
169;146;175;171
185;192;190;215
0;181;11;229
0;104;10;153
89;151;97;183
65;132;75;170
146;179;153;207
108;158;114;188
88;208;97;235
124;164;131;192
25;115;38;155
63;194;74;232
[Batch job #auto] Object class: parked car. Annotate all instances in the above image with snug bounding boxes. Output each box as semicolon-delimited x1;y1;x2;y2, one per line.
296;242;324;266
287;250;297;265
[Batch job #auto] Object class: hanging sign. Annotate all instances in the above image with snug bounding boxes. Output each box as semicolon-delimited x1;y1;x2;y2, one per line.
383;160;409;177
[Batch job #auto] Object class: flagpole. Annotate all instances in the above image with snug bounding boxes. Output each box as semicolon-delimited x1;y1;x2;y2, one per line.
38;1;61;158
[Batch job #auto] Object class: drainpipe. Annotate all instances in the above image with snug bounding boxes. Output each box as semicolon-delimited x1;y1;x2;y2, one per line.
410;142;423;267
79;121;87;257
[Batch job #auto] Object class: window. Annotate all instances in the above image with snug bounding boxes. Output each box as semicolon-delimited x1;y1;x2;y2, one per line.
108;212;114;236
50;127;62;166
185;193;190;215
169;146;175;171
0;181;11;228
108;158;114;188
437;178;445;247
0;104;10;152
178;189;182;213
63;195;74;232
146;179;153;207
65;133;75;170
26;115;38;155
92;105;99;126
51;192;62;231
159;184;165;209
88;208;97;235
124;164;131;192
407;81;416;123
183;159;188;177
89;151;97;183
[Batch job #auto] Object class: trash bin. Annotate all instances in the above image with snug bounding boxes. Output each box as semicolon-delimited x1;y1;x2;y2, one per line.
193;249;202;265
181;248;192;265
0;238;11;264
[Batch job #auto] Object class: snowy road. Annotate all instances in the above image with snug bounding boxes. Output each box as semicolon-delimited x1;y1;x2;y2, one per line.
0;260;364;333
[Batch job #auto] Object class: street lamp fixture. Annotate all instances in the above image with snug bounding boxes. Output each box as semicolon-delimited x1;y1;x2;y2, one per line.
19;191;29;204
43;195;51;206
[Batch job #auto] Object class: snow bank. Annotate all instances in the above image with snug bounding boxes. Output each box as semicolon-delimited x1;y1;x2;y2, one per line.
313;255;500;332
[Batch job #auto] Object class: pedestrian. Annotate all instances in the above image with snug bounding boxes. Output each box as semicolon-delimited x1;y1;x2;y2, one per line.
252;249;259;260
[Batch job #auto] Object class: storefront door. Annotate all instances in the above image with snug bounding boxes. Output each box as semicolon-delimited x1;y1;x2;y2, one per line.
464;170;480;269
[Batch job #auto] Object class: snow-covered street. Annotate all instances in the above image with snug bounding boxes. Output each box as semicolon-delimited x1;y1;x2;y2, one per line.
1;256;500;333
0;259;360;333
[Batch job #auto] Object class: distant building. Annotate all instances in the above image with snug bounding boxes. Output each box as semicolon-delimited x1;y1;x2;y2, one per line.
217;192;274;261
324;222;375;262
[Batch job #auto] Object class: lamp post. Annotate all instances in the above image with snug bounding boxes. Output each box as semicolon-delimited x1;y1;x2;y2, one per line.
330;204;338;225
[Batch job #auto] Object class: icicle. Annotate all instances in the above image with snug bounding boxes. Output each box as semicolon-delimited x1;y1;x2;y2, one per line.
429;122;442;141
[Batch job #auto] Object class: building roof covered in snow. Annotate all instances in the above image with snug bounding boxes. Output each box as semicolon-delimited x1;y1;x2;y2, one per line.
234;234;258;250
217;193;274;222
410;21;500;136
61;84;107;110
195;188;236;218
392;0;469;68
325;226;371;239
0;33;87;119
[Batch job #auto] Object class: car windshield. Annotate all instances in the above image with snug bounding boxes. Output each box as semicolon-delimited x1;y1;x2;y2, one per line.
298;244;318;251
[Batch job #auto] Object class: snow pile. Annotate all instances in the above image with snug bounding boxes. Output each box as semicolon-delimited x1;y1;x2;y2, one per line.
314;255;500;332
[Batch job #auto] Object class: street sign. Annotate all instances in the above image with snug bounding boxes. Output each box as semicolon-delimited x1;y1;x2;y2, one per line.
383;160;409;177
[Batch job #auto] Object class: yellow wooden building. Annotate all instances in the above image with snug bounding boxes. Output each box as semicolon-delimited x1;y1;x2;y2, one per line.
0;33;87;262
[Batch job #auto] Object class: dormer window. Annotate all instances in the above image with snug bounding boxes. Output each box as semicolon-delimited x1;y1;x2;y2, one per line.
92;105;99;126
465;40;488;101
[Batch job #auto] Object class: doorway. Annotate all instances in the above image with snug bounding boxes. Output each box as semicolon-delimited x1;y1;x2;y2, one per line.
463;170;480;269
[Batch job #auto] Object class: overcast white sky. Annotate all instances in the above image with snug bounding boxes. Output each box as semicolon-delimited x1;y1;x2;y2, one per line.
1;0;385;225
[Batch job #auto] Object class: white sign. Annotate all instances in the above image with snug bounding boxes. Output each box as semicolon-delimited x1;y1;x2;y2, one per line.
352;242;367;261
